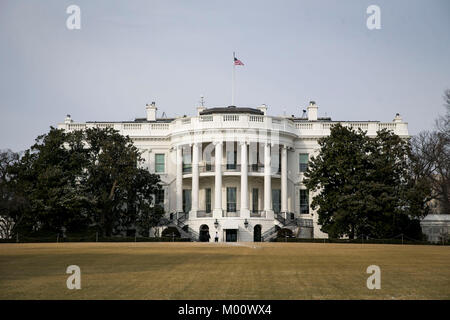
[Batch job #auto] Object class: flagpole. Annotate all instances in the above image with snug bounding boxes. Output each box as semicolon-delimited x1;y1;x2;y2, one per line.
232;52;235;106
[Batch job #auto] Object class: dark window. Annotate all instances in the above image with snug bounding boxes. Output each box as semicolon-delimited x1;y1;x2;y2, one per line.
272;189;281;213
300;189;309;214
252;188;259;212
155;189;164;207
227;187;237;212
205;188;211;213
183;189;191;213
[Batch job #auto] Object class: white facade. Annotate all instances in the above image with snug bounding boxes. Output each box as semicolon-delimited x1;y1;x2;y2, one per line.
58;102;409;242
420;214;450;243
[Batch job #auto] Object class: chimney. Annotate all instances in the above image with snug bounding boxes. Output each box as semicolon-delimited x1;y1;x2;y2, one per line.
197;106;206;115
257;104;267;115
307;101;318;121
393;113;402;123
146;102;157;121
64;114;73;124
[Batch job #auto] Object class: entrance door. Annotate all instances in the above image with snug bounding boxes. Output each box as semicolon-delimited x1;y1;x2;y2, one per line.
253;225;262;242
199;224;210;242
225;229;237;242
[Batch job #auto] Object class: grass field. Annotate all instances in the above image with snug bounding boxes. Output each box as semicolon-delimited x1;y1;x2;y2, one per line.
0;242;449;300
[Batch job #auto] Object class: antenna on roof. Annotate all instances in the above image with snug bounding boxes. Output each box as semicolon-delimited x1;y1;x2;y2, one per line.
161;111;167;118
199;95;205;107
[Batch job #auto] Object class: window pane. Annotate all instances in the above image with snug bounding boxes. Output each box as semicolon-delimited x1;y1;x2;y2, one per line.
183;190;191;212
155;154;165;173
226;151;237;169
205;188;211;213
300;189;309;214
252;189;258;212
271;152;280;173
183;152;192;172
299;153;309;172
155;189;164;207
272;189;281;213
227;187;236;212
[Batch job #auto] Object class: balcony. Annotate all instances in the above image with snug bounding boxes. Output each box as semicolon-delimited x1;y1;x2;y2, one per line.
182;165;192;173
199;164;215;173
222;164;240;172
248;164;264;173
297;218;313;228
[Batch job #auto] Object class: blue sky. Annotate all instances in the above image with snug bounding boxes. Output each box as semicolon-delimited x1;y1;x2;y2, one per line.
1;0;449;151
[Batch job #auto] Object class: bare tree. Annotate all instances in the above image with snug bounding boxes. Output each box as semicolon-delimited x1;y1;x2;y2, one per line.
0;149;22;239
411;90;450;214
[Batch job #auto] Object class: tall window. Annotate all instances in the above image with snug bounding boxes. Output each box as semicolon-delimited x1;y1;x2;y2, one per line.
205;188;211;213
183;152;191;173
271;150;281;173
155;154;165;173
155;189;164;208
183;189;191;213
300;189;309;214
227;151;237;170
299;153;309;172
205;152;213;172
252;188;259;212
249;143;260;171
278;151;281;173
227;187;237;212
272;189;281;213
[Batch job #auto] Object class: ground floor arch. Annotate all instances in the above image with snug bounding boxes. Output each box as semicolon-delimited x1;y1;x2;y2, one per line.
199;224;210;242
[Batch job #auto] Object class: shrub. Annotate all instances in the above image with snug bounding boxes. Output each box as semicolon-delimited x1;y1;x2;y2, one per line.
161;227;181;238
277;228;293;238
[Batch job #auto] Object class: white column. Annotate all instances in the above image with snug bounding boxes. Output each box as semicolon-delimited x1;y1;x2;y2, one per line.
264;143;272;216
176;145;183;213
214;141;223;217
191;143;199;215
240;141;249;217
281;145;288;213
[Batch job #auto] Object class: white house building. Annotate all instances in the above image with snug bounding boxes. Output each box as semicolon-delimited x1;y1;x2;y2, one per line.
58;102;409;242
420;214;450;243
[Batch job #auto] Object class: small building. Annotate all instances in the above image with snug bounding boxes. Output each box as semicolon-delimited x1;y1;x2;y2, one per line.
420;214;450;243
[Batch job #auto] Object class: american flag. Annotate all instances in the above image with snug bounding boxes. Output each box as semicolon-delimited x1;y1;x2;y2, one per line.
234;57;244;66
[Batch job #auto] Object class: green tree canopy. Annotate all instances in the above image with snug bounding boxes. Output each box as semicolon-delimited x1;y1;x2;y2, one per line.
304;124;425;239
2;127;163;238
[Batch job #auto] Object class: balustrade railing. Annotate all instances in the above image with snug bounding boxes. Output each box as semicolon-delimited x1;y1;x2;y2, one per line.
248;164;264;172
63;115;404;137
182;166;192;173
196;210;212;218
223;210;240;217
199;164;215;173
250;210;265;218
297;218;313;228
222;164;241;172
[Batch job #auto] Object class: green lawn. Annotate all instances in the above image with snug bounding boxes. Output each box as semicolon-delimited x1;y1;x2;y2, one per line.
0;242;449;299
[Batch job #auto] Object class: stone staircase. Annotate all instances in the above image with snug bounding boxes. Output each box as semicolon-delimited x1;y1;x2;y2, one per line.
261;213;313;242
159;212;199;241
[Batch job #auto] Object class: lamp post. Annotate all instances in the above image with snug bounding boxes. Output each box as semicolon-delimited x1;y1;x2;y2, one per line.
214;219;219;229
